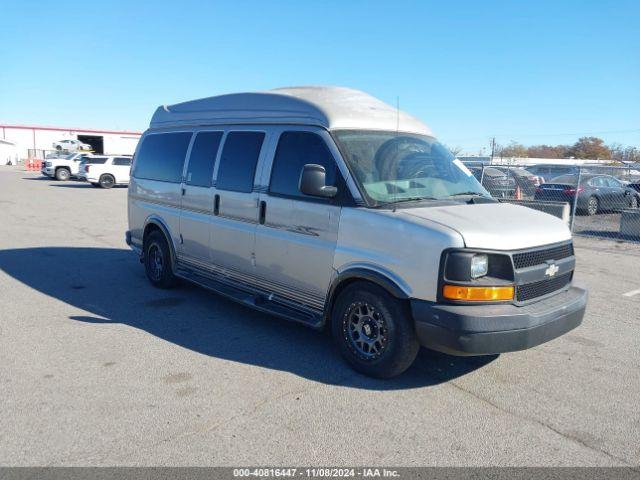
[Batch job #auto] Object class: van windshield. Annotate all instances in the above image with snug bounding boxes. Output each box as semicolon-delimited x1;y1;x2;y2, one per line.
332;130;489;207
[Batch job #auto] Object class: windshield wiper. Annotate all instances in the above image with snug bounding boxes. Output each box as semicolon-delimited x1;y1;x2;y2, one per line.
447;192;488;197
372;196;438;209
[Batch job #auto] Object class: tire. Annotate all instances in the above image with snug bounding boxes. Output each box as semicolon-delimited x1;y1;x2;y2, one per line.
55;168;70;181
144;230;176;289
629;195;639;209
586;196;599;216
55;145;62;151
99;174;115;189
331;282;419;378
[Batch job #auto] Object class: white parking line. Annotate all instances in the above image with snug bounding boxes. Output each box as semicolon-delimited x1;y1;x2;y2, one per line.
623;288;640;298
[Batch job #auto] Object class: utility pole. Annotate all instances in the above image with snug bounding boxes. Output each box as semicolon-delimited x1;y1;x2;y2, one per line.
490;137;496;163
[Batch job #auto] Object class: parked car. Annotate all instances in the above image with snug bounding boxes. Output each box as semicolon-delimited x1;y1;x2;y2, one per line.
45;151;67;159
76;156;107;181
534;174;640;215
52;139;92;152
627;180;640;194
77;155;131;188
41;152;92;180
465;166;537;198
127;86;587;378
491;166;539;197
526;164;581;183
478;167;517;198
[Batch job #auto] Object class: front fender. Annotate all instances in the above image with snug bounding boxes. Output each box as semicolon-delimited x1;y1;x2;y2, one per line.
323;266;410;325
331;264;411;298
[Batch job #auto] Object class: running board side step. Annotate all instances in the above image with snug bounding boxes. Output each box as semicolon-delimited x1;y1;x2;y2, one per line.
175;267;324;330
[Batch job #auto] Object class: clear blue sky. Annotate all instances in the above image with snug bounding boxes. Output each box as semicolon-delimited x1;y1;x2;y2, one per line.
1;0;638;153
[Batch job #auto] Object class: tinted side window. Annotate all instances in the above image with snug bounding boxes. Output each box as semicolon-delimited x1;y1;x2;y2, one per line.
269;131;336;199
112;157;132;166
186;131;223;187
133;132;192;183
216;132;264;192
85;157;108;164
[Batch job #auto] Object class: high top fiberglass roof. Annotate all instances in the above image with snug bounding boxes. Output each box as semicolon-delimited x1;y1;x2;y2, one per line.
150;86;432;136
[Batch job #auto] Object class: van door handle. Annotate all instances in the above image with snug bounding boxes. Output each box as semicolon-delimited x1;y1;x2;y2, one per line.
214;194;220;216
259;201;267;225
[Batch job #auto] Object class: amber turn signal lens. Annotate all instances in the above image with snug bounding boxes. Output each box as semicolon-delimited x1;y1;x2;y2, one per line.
442;285;514;301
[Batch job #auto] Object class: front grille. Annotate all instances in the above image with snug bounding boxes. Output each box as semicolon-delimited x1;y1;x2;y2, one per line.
512;243;574;269
516;272;572;302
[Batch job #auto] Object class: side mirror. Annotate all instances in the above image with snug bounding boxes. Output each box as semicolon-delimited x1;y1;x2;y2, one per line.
299;164;337;198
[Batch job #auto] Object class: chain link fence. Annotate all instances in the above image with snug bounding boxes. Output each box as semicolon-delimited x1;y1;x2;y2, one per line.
463;161;640;244
27;148;60;160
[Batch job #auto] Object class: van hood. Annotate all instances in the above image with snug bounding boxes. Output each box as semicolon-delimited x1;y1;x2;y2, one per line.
398;202;571;250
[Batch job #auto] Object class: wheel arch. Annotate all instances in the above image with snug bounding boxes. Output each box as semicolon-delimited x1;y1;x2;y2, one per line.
142;216;178;270
324;267;410;325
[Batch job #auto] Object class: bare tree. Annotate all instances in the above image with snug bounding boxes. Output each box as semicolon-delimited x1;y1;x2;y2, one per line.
444;144;464;156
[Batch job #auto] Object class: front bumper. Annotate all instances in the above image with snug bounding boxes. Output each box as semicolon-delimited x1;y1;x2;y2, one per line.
411;286;587;356
42;167;54;176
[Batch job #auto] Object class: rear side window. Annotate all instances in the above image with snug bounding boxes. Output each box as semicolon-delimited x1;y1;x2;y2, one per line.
605;177;622;188
269;131;336;199
133;132;192;183
216;132;264;192
112;157;132;166
84;157;108;164
589;177;605;187
186;131;223;187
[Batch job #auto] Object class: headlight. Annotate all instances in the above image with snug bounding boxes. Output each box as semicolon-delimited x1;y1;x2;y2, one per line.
441;250;514;302
470;254;489;279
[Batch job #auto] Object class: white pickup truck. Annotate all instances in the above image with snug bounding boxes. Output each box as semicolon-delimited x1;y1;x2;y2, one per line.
78;155;132;188
41;152;93;180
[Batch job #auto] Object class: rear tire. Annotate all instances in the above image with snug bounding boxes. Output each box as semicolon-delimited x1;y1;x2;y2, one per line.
99;174;115;189
629;195;639;209
586;196;599;216
144;230;176;289
332;282;419;378
55;168;70;181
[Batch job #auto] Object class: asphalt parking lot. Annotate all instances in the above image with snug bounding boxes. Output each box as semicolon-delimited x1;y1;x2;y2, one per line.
0;166;638;467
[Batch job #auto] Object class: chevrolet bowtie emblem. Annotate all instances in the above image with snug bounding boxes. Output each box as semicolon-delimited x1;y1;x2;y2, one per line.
545;263;560;277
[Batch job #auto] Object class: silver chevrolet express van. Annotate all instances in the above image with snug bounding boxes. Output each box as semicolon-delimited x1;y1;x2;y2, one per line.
127;86;587;378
